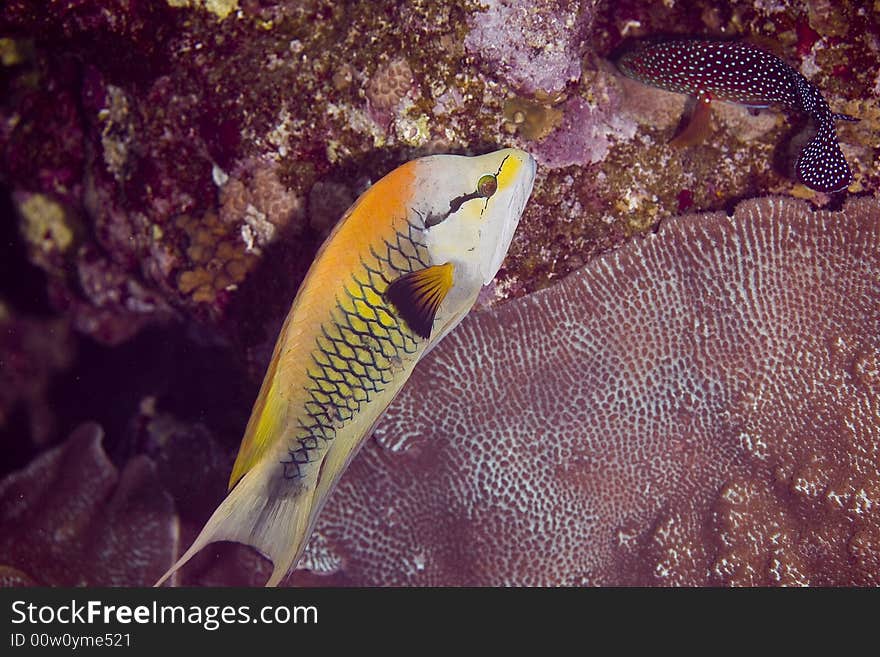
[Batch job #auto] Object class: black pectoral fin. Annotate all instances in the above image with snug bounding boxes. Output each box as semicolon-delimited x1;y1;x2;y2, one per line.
385;263;455;339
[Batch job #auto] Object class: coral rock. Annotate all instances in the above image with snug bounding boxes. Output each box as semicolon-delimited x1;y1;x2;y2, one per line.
219;161;304;233
366;58;415;112
533;91;635;169
365;57;417;129
502;97;565;141
308;180;356;236
464;0;595;94
297;196;880;586
0;423;176;586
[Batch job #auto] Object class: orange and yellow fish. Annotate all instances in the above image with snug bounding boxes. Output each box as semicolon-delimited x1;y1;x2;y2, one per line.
156;148;536;586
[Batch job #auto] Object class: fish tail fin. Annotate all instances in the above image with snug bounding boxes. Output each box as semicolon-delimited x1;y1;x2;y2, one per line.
155;461;318;588
796;120;852;193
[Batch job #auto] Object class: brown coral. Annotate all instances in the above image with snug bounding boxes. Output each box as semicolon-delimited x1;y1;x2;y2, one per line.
284;196;880;586
176;212;258;310
219;162;304;231
0;423;176;586
365;57;414;112
806;0;851;38
502;97;564;141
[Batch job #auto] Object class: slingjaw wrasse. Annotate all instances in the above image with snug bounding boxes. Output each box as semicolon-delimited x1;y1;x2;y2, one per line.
617;38;856;193
156;148;536;586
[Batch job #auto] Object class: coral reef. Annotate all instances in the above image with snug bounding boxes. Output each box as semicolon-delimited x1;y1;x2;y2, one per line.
0;0;878;587
2;0;877;325
288;196;880;586
0;423;176;586
465;0;595;94
24;193;868;588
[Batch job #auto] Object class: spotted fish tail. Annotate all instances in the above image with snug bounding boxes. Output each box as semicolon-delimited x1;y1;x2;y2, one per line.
796;111;853;193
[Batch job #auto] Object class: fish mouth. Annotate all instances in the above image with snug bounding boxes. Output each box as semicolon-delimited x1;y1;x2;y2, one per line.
483;151;536;283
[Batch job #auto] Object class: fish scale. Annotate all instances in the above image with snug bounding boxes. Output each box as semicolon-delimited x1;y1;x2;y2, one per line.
285;225;427;479
617;39;854;193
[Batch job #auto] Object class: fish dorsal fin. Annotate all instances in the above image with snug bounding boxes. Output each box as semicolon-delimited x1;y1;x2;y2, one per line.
385;263;454;339
227;310;293;491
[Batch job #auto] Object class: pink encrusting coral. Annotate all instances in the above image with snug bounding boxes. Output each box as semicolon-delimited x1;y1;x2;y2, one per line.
292;196;880;586
464;0;595;94
532;75;637;169
0;423;176;586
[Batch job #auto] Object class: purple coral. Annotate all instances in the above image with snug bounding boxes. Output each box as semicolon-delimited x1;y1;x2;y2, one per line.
532;77;636;169
286;196;880;586
0;423;176;586
464;0;595;94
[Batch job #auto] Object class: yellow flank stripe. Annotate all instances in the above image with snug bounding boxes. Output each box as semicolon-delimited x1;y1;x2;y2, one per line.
353;299;378;321
364;287;384;307
376;308;396;328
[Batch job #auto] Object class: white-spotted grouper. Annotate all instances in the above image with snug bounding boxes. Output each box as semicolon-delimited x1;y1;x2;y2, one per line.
617;38;856;193
156;148;536;587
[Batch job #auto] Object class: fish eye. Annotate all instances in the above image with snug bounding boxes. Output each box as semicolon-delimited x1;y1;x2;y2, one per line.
477;174;497;198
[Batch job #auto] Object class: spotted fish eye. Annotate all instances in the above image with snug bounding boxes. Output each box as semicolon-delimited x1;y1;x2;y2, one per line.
477;174;497;198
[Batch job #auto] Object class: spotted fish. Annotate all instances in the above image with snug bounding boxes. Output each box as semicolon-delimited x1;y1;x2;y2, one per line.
617;38;855;193
155;148;536;587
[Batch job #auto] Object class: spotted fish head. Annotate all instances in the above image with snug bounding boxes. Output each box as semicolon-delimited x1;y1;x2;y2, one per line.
417;148;536;286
